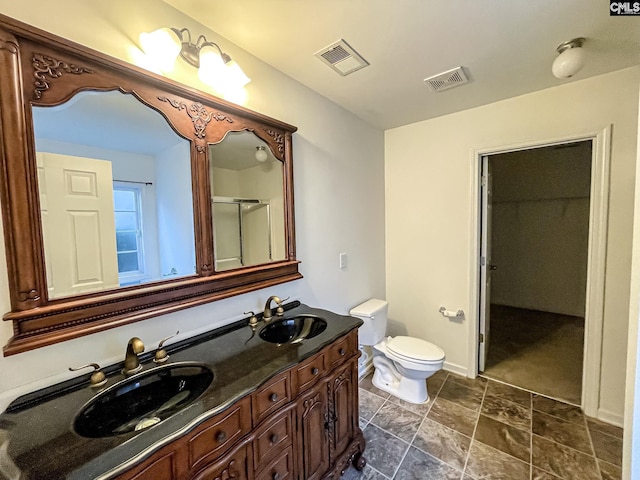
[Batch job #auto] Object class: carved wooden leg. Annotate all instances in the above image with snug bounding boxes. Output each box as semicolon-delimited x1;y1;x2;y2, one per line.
352;453;366;471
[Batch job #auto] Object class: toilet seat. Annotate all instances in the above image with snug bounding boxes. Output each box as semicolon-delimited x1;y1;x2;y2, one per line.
386;336;445;364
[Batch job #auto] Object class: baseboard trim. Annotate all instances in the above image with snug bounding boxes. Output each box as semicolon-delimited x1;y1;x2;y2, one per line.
597;408;624;428
444;361;468;377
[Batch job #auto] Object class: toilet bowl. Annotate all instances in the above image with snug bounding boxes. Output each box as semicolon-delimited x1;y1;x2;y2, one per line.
349;299;446;404
372;336;444;404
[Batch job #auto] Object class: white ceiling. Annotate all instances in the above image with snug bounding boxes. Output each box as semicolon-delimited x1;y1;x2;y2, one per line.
164;0;640;130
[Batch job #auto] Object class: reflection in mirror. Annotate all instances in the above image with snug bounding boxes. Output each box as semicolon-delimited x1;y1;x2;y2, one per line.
209;132;285;271
33;90;195;299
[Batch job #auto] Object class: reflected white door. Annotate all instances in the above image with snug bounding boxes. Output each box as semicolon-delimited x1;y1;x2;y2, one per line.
479;155;493;371
38;152;119;298
36;154;55;298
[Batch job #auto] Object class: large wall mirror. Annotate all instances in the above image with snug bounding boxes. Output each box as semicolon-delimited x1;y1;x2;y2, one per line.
0;14;301;355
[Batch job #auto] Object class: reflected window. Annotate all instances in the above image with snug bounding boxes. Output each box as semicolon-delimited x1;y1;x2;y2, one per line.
114;183;144;284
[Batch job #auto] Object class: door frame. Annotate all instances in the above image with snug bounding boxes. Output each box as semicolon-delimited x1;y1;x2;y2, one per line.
467;126;611;417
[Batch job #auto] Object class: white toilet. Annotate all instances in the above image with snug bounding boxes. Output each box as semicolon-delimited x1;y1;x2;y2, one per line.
349;299;445;404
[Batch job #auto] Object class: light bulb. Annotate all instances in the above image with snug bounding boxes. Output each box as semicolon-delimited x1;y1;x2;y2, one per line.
255;146;268;162
139;28;181;73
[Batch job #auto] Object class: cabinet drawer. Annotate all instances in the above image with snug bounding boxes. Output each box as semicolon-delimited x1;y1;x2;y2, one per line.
252;371;291;425
253;408;293;471
327;333;354;368
255;446;294;480
117;451;177;480
295;354;325;391
188;397;251;471
190;443;249;480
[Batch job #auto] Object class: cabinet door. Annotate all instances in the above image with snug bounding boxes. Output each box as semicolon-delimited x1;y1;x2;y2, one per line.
329;361;357;459
297;382;329;480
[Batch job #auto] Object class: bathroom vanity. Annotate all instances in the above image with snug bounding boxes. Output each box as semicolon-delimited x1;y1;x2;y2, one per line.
0;303;365;479
0;15;366;479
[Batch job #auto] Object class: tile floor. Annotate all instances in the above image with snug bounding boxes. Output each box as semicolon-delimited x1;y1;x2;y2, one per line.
342;371;623;480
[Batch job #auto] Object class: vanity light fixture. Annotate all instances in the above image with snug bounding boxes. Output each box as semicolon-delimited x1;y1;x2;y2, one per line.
552;37;586;79
255;145;268;162
139;27;250;89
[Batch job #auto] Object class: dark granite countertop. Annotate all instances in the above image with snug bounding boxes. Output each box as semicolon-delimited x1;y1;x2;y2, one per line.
0;303;362;480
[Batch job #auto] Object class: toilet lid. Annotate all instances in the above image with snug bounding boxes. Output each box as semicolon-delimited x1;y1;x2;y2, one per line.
387;336;445;363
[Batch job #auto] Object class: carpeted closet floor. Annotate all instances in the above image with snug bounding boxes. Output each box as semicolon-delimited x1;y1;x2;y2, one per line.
482;304;584;405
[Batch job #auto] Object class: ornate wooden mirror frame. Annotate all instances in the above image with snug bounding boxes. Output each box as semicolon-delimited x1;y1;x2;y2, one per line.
0;14;301;355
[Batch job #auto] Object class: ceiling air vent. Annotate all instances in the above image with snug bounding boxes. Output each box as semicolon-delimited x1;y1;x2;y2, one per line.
315;39;369;76
424;67;469;92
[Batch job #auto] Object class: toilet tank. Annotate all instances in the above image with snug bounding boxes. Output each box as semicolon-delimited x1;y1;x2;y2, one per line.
349;299;388;346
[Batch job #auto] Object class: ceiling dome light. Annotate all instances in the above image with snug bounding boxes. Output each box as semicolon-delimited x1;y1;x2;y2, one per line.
255;146;268;162
552;38;586;79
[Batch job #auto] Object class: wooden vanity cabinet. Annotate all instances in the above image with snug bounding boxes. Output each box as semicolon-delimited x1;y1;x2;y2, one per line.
115;330;364;480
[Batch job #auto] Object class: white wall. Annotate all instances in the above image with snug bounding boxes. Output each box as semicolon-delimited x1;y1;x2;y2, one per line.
155;141;195;276
0;0;385;408
386;67;640;422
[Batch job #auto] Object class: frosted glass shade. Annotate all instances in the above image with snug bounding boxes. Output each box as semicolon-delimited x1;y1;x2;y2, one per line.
198;45;227;87
552;46;585;79
225;60;251;87
199;48;251;90
139;28;181;73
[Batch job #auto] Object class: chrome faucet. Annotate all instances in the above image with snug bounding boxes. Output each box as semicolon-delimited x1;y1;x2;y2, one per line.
263;296;283;322
123;337;145;375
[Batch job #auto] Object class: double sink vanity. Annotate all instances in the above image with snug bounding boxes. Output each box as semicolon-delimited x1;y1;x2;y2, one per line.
0;13;367;480
0;302;366;479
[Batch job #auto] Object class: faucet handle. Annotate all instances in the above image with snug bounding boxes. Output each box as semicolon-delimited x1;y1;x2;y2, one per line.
245;311;259;327
276;297;290;316
69;363;107;388
154;331;179;364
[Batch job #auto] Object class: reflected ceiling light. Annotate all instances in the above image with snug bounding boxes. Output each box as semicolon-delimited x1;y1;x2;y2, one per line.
255;146;268;162
552;37;586;79
139;27;250;88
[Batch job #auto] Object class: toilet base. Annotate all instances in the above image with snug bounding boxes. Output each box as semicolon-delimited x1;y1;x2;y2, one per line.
371;367;430;404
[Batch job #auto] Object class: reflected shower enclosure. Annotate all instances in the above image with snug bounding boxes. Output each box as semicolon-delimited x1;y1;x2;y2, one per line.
213;198;273;270
209;131;286;272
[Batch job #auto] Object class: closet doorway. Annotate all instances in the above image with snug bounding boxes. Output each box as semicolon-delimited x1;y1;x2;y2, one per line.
478;141;593;405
